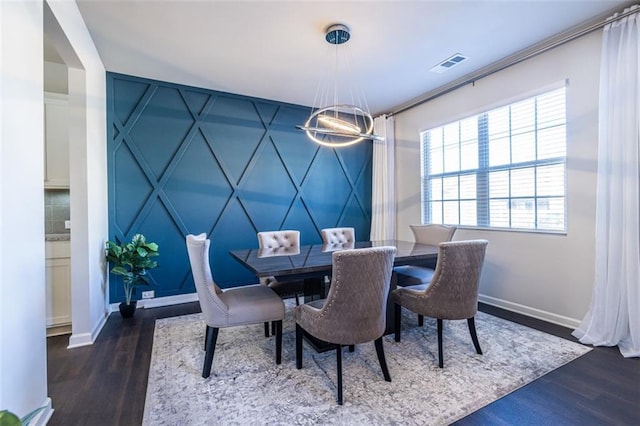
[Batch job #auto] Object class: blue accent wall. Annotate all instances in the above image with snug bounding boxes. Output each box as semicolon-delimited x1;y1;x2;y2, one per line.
107;73;372;302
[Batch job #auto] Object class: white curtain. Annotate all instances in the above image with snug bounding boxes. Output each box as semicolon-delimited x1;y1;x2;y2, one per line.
370;115;396;241
573;5;640;358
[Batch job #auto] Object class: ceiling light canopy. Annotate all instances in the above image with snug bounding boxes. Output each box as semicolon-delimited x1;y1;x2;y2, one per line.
297;24;384;148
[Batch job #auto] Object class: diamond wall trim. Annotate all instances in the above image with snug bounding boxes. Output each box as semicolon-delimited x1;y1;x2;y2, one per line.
107;73;372;302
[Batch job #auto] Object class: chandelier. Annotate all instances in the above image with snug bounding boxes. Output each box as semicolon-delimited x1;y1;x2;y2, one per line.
297;24;384;148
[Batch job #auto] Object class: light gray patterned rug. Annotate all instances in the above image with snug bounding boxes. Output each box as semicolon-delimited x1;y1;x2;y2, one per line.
143;306;590;425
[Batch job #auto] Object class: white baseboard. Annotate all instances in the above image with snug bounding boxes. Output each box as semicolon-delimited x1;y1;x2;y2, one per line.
67;331;93;349
67;294;193;349
478;294;581;329
33;397;53;426
91;309;108;340
46;324;71;337
108;292;199;312
66;312;108;349
140;292;199;308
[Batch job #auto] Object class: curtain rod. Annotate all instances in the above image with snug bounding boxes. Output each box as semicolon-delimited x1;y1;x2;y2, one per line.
388;4;639;117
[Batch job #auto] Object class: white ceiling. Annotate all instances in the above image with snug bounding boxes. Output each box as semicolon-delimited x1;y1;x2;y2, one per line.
70;0;630;115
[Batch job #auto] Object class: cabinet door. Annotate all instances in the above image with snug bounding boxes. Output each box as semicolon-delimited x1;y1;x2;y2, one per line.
45;258;71;326
44;97;69;188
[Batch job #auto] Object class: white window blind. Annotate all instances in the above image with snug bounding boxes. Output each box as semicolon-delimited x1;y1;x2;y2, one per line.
421;87;566;232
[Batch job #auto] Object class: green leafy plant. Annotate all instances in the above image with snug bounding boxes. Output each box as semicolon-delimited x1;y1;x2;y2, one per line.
0;406;45;425
105;234;159;305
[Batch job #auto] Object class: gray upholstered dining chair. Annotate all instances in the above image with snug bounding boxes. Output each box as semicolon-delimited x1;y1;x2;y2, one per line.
185;233;284;378
395;224;457;287
392;239;488;368
293;246;397;405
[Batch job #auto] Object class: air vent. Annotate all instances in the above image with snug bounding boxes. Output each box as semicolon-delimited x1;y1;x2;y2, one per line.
430;53;468;74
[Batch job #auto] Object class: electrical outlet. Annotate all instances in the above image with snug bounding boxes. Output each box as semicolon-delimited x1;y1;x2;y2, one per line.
141;290;155;299
64;220;71;229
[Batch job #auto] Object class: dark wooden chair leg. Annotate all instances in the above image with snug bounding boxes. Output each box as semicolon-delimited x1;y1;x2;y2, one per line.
271;321;276;336
202;326;219;378
336;344;343;405
275;320;283;364
264;321;270;337
394;303;402;342
437;318;444;368
418;314;424;326
374;337;392;382
348;345;355;352
205;325;210;351
295;294;300;305
467;317;482;354
296;324;303;369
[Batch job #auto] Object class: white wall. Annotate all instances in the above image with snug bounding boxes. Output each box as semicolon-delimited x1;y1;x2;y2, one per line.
0;0;107;420
45;0;109;348
395;31;602;327
44;61;68;94
0;1;52;422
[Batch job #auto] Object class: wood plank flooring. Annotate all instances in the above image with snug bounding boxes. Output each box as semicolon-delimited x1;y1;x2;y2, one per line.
46;303;639;425
454;305;640;425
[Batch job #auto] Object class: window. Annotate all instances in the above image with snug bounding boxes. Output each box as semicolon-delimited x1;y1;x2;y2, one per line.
421;87;566;232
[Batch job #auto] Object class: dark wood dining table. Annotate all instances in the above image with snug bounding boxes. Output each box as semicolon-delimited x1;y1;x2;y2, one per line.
230;240;438;351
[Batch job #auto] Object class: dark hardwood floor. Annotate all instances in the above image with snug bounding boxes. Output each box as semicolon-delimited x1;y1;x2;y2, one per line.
47;302;639;425
455;305;640;425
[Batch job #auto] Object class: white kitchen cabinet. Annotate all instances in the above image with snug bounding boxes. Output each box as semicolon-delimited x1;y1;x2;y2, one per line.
44;92;69;188
45;240;71;327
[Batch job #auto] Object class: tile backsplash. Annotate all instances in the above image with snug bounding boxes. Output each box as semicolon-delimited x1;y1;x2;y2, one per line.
45;189;70;234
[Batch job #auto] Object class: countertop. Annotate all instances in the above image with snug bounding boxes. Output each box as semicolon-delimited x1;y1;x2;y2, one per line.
46;233;71;241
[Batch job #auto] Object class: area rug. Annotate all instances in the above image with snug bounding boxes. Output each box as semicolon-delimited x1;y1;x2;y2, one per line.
142;306;590;425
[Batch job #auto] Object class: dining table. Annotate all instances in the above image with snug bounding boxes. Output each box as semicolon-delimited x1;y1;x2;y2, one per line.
230;239;439;351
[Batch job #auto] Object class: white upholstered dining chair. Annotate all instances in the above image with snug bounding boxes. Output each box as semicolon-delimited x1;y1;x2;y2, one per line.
257;230;306;336
320;227;355;245
257;230;305;303
395;224;457;326
185;233;284;378
395;224;457;287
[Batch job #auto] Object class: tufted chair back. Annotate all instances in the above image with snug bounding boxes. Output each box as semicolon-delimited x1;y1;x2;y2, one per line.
294;246;396;345
410;224;456;245
257;230;301;287
258;245;300;257
257;230;300;250
321;241;355;252
321;227;355;245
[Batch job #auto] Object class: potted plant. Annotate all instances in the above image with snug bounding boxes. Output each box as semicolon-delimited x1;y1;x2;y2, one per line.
0;406;45;425
105;233;159;318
